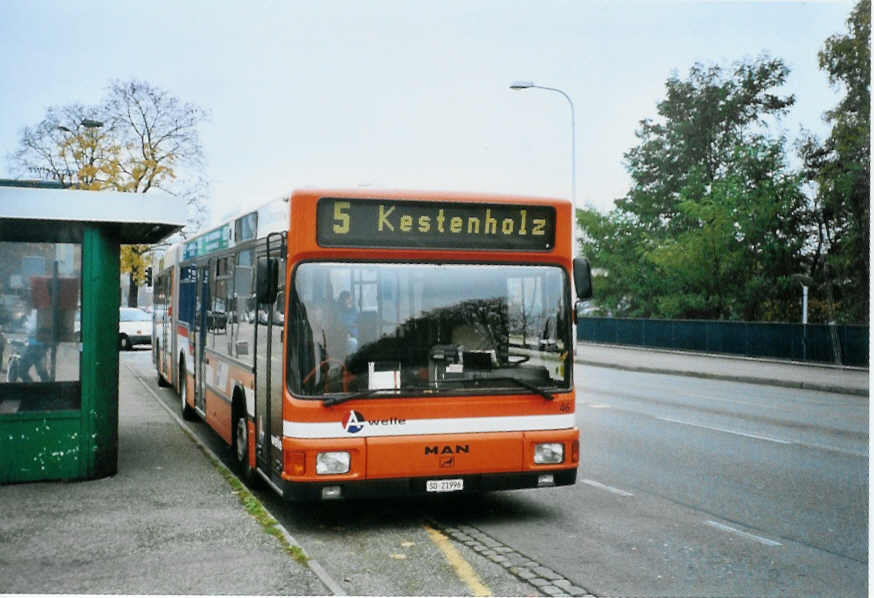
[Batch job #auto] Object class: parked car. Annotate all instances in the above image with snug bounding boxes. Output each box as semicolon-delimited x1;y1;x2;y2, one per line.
119;307;153;350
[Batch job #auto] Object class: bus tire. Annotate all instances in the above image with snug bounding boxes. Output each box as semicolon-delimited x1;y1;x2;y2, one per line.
179;358;196;421
232;396;256;485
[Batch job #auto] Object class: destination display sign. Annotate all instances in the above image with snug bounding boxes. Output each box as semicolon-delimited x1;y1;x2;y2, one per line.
317;197;556;251
183;223;232;260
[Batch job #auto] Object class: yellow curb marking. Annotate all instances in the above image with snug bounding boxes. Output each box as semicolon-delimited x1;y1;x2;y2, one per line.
424;523;493;597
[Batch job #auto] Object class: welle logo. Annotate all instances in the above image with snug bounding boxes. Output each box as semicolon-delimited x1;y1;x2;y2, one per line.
341;410;407;434
342;410;366;434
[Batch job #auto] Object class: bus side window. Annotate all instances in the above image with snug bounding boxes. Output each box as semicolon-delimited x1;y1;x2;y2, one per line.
178;266;197;327
234;249;255;364
213;256;233;357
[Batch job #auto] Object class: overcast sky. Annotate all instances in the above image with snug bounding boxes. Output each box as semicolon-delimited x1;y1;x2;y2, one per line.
0;0;854;226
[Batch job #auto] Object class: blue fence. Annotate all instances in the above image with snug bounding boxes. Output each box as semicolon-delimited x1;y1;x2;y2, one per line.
578;317;869;367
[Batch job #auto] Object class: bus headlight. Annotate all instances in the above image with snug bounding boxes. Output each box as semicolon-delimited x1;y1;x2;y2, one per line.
534;443;564;464
316;451;350;475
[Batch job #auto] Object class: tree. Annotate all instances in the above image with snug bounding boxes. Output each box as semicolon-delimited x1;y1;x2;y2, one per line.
617;57;795;234
578;56;808;321
8;79;209;307
800;0;870;323
645;143;808;321
10;104;122;190
104;80;209;307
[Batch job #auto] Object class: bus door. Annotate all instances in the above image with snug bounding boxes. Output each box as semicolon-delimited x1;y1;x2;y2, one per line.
194;262;210;413
161;270;172;374
255;233;285;476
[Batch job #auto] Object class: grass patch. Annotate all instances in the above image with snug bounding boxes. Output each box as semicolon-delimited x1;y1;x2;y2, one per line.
215;462;310;564
181;425;309;566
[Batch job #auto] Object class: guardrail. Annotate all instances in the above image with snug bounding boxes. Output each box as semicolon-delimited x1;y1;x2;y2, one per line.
578;317;868;367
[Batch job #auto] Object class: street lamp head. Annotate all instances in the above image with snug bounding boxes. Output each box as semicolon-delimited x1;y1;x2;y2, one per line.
57;126;73;133
80;119;104;129
509;80;535;90
791;273;814;287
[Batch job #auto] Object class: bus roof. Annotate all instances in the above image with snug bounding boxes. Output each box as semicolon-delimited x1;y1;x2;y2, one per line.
291;188;569;206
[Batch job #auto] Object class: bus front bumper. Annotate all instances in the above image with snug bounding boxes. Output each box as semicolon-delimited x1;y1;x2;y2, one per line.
277;467;577;501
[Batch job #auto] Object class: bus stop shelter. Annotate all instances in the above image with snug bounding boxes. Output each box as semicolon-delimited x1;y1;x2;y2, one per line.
0;181;184;483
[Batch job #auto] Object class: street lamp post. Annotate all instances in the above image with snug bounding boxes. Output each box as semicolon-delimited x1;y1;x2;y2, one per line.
792;273;813;361
509;81;576;206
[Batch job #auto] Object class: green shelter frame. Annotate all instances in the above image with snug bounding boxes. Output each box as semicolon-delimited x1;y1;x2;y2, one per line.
0;181;184;483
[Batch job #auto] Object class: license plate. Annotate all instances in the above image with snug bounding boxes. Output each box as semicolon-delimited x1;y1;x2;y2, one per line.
426;478;464;493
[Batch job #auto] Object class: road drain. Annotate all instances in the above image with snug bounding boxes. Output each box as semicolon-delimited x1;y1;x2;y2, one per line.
427;520;598;598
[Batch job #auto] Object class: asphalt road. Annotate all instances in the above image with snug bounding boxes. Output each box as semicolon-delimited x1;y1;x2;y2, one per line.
124;350;868;597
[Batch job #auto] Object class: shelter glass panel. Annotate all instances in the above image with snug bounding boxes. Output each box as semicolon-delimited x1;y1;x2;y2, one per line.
0;241;81;413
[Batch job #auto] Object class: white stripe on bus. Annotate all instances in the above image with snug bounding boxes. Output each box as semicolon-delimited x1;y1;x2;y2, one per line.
282;413;576;439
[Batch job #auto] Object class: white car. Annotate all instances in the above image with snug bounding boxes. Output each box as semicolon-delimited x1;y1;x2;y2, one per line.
119;307;153;350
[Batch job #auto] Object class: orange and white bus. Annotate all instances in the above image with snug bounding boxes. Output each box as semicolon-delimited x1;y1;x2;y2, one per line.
153;189;592;500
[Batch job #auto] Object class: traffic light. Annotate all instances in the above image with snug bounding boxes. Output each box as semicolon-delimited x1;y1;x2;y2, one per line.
145;266;153;287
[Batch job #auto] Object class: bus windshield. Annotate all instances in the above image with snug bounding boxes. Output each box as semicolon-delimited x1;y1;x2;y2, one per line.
287;262;571;398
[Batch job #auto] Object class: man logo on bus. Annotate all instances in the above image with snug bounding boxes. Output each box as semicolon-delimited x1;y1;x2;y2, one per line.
343;410;366;434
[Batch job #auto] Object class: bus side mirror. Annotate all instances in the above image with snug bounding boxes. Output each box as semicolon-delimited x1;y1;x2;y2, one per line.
256;257;279;304
573;258;593;325
573;258;593;300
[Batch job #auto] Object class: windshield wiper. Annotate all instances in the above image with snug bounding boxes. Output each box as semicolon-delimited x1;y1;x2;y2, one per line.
322;388;397;407
471;376;554;401
321;384;444;407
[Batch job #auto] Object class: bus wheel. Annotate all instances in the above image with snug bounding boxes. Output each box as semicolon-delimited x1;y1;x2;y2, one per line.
180;360;196;421
233;408;256;484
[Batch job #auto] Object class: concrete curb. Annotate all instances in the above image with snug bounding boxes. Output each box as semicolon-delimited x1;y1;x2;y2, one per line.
574;358;869;397
126;363;347;596
575;343;868;397
577;341;868;372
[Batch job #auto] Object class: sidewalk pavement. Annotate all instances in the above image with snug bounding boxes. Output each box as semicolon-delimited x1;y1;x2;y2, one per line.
576;342;869;397
0;367;330;595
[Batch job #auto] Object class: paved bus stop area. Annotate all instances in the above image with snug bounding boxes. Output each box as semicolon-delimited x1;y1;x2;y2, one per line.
0;363;328;595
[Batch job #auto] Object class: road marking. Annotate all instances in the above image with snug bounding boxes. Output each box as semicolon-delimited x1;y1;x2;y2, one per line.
580;395;867;458
583;385;790;413
582;478;634;497
656;416;793;445
705;520;782;546
795;441;867;458
424;523;492;597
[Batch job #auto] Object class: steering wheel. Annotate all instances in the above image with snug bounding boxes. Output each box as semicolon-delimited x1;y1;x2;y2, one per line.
302;359;350;393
